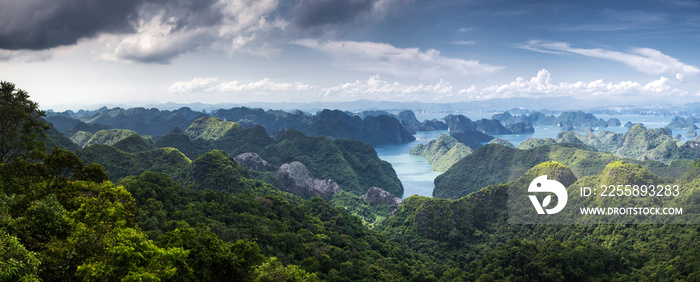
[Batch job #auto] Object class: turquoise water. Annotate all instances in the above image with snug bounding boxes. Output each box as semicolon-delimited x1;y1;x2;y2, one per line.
374;131;446;198
376;113;677;199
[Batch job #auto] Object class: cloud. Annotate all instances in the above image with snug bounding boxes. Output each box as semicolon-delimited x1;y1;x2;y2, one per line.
668;0;700;7
102;0;285;63
318;70;687;102
450;40;476;45
102;11;212;64
0;0;140;50
290;0;413;36
322;75;453;100
457;27;473;33
168;70;694;103
169;77;219;93
291;0;374;28
552;10;666;32
1;0;413;63
212;78;315;92
294;39;503;78
171;75;456;101
676;73;685;82
1;0;286;63
523;41;700;77
0;0;418;63
0;49;54;62
463;68;684;100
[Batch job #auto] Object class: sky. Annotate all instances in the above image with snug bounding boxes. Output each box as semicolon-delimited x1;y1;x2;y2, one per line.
1;0;700;111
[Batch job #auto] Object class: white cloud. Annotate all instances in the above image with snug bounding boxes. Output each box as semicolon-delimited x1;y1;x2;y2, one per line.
0;49;54;62
103;12;209;63
212;78;315;92
523;41;700;77
463;68;684;100
676;73;685;82
641;76;671;93
169;77;219;93
102;0;286;63
319;70;688;102
293;39;503;78
322;75;453;100
167;70;694;103
450;40;476;45
216;0;287;56
0;42;81;62
169;77;314;94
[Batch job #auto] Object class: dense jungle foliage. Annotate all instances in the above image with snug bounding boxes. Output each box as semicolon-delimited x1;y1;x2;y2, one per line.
3;81;700;281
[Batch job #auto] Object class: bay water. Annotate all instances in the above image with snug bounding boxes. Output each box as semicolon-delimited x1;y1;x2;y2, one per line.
375;113;679;199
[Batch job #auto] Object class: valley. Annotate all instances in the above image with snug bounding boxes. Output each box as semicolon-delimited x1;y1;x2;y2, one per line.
3;89;700;280
4;1;700;280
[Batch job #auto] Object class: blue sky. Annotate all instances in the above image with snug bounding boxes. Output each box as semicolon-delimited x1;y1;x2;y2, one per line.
1;0;699;110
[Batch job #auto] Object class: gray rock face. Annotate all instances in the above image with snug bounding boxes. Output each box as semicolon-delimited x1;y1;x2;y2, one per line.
234;153;272;171
361;187;403;210
275;162;340;200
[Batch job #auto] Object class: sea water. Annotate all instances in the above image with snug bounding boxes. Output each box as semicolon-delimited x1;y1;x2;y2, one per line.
375;113;679;199
374;131;446;198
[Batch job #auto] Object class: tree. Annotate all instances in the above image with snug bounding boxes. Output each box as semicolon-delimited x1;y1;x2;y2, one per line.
75;228;190;281
158;221;265;281
0;81;49;164
253;257;319;282
0;230;41;282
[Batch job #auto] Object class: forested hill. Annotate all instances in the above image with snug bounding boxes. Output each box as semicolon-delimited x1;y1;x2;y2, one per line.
410;134;474;172
47;106;415;145
3;82;438;280
4;81;700;280
378;161;700;280
2;146;440;280
73;117;403;197
434;143;695;199
433;123;700;200
555;124;700;162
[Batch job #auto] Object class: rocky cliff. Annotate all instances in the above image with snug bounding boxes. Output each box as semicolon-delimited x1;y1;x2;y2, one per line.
275;161;341;200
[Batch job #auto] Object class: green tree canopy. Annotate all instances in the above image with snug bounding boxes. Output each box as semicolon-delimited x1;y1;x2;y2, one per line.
0;81;49;164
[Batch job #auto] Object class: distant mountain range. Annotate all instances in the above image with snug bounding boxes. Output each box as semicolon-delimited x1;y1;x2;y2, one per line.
45;98;700;116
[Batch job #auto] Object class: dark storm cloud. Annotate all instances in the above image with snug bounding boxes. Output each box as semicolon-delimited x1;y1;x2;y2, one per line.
149;0;223;31
0;0;142;50
289;0;413;36
0;0;224;51
291;0;375;28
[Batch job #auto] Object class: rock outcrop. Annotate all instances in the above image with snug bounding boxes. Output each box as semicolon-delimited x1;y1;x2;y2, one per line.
361;187;403;213
234;153;273;171
275;162;340;200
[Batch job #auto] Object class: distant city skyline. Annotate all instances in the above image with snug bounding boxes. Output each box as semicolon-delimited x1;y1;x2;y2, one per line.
1;0;699;110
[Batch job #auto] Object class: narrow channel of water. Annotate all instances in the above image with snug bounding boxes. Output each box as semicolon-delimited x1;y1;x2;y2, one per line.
374;131;446;198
